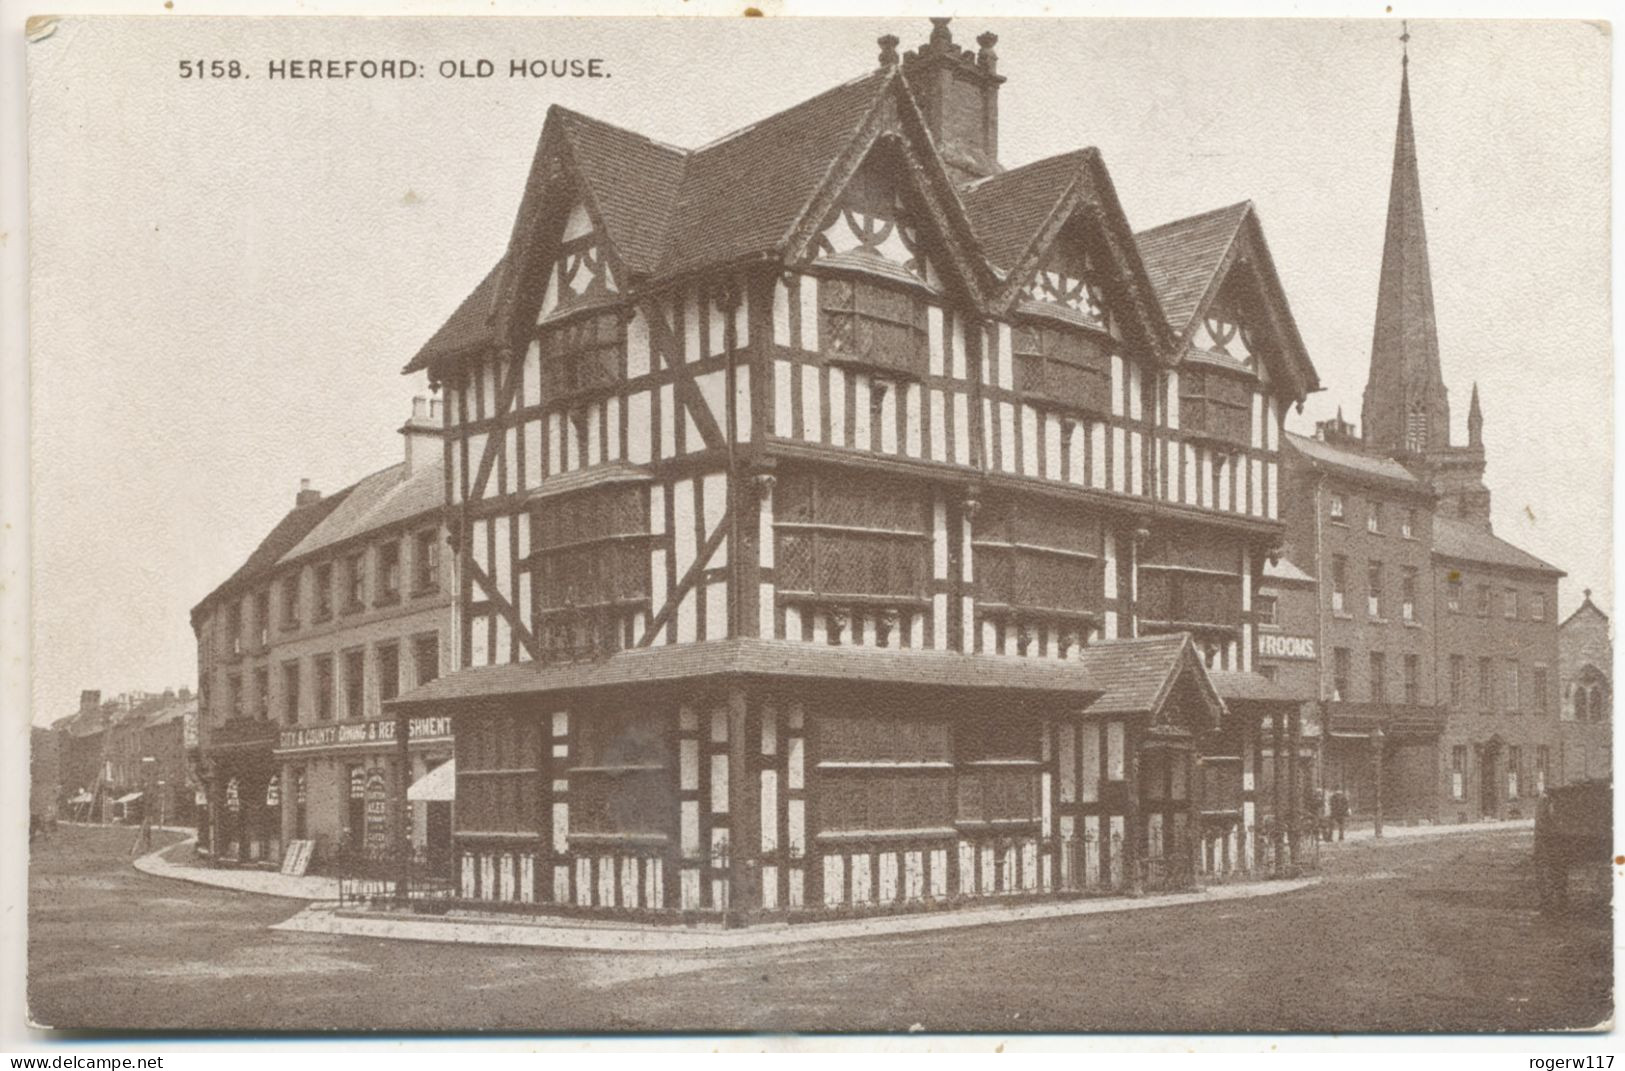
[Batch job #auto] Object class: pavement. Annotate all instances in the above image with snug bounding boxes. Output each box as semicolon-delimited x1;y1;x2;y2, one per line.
271;875;1320;951
127;816;1537;951
133;836;340;901
1322;817;1535;844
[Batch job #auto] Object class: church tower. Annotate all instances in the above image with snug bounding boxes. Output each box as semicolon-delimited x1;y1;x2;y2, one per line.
1360;28;1492;527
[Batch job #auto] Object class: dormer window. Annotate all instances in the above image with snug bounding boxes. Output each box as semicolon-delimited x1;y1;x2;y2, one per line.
820;277;925;378
539;311;622;399
1178;369;1251;446
1011;322;1110;413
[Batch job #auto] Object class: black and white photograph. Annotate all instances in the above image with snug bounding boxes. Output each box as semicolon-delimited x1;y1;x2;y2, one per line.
5;6;1615;1050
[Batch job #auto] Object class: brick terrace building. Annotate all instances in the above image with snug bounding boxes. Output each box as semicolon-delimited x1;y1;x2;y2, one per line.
391;20;1325;920
1250;555;1320;820
1278;42;1578;825
48;689;197;824
193;399;456;866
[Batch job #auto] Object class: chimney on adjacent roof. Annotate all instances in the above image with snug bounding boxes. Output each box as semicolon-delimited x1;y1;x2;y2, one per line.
1315;408;1360;447
400;393;446;477
296;478;322;508
79;689;101;713
899;18;1005;186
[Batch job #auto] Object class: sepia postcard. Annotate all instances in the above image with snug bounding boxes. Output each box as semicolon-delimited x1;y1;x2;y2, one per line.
13;8;1615;1046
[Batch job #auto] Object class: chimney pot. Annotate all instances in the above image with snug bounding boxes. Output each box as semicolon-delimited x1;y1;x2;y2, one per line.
412;395;427;420
976;31;999;72
429;397;443;422
877;34;899;68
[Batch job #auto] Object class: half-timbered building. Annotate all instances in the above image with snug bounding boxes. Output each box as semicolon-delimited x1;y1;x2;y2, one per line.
392;20;1321;919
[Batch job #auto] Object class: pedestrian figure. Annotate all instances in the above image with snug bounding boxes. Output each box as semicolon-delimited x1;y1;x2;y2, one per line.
1330;790;1350;841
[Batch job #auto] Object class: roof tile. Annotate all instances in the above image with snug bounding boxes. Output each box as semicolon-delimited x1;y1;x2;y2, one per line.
1433;515;1562;576
1134;201;1251;338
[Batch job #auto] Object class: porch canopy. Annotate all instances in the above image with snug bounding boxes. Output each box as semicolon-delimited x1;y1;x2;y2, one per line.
407;759;456;802
389;637;1114;712
388;634;1229;729
113;792;143;804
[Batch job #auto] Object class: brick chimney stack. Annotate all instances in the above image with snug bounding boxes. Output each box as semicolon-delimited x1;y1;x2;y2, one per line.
79;689;101;713
900;18;1006;186
400;393;446;477
295;478;322;508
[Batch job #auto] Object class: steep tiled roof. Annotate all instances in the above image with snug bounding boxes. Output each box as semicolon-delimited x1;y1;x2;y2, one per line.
1135;201;1251;339
192;489;351;619
283;457;441;563
1432;516;1563;577
405;258;503;373
1285;432;1424;490
1071;633;1217;717
656;70;888;279
959;149;1093;273
555;108;688;276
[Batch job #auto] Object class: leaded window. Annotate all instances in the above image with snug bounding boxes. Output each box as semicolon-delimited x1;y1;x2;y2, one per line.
535;483;651;657
1178;369;1251;446
819;277;926;378
539;311;622;399
455;713;545;837
775;471;930;600
816;716;954;834
571;711;673;838
973;496;1100;617
1012;322;1111;412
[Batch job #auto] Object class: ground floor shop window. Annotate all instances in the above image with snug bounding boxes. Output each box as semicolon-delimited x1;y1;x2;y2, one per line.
816;715;952;833
571;710;672;838
955;717;1041;825
455;714;545;835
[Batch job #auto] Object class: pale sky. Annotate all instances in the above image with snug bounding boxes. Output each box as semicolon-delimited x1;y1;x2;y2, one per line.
26;17;1612;723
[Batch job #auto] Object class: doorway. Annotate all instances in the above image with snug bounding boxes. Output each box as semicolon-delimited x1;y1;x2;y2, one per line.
427;801;452;876
1479;750;1498;817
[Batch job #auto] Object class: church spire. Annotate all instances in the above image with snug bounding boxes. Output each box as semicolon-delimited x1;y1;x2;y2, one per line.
1361;24;1451;456
1467;382;1483;446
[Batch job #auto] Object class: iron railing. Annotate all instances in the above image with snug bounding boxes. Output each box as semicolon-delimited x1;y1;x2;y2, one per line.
334;844;456;907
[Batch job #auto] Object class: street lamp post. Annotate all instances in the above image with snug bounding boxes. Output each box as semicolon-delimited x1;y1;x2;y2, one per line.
140;755;156;851
1370;724;1386;839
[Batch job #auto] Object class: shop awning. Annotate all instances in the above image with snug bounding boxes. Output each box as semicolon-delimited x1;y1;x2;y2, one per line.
407;760;456;802
113;792;143;804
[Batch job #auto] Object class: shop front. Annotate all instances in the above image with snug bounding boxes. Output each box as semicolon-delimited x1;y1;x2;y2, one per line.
273;713;454;868
200;718;281;865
